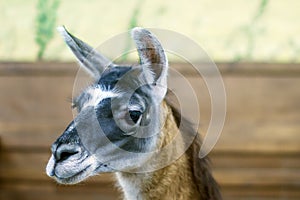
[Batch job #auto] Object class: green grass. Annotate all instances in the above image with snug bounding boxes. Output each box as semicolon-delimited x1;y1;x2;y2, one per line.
1;0;300;62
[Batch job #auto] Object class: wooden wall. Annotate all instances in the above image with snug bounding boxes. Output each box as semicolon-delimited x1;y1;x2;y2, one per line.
0;62;299;200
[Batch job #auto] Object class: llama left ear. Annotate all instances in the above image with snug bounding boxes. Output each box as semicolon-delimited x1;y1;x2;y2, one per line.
131;27;168;100
57;26;113;80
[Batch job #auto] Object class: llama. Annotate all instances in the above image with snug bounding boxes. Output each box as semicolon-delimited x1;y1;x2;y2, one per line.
46;26;221;200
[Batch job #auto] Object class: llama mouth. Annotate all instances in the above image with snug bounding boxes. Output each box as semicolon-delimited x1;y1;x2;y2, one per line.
55;165;93;184
46;153;106;184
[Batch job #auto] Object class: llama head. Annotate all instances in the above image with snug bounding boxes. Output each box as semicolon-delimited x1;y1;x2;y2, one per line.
46;27;168;184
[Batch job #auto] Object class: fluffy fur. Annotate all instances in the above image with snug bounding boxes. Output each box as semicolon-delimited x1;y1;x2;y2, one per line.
115;97;222;200
47;26;222;200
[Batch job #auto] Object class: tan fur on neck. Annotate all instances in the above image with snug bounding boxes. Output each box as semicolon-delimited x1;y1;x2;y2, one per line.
118;102;198;200
116;101;201;200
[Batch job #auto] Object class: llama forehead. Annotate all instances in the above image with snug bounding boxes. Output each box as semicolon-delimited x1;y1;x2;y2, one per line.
97;66;133;89
74;66;132;109
98;65;155;92
75;65;155;110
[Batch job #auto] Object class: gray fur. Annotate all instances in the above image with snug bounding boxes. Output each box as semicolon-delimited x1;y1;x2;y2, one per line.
57;26;114;79
46;27;168;183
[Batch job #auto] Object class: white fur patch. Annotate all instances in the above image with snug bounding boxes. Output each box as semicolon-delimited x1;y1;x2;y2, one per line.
83;87;118;109
116;173;144;200
46;155;55;177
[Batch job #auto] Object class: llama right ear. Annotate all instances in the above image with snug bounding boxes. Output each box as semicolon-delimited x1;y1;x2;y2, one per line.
57;26;113;79
131;27;168;101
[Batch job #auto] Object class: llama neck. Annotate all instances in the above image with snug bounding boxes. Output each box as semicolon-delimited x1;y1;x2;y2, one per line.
115;102;200;200
115;154;200;200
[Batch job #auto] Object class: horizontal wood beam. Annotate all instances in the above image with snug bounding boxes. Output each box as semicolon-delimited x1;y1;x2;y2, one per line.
0;62;300;77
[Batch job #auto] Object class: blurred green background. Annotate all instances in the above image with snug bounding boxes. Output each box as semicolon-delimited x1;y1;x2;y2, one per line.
1;0;299;62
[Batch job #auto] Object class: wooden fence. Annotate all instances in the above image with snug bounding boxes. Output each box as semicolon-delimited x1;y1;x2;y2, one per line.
0;62;299;199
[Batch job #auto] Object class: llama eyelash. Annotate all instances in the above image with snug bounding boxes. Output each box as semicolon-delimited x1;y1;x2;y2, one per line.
66;97;77;110
71;103;77;109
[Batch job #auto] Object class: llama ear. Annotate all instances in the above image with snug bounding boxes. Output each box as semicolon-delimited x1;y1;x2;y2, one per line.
57;26;113;79
131;27;168;100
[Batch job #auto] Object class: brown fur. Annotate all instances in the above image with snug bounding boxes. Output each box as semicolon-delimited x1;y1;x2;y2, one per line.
116;93;222;200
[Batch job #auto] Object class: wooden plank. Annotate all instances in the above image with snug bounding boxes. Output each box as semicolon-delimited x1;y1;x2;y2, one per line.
0;62;77;77
0;151;115;183
1;150;300;199
213;168;300;186
1;173;300;200
1;151;300;188
171;62;300;77
1;76;300;153
0;76;74;150
0;122;74;151
177;76;300;153
210;151;300;169
0;62;300;77
1;181;120;200
0;62;299;199
0;76;74;123
1;181;300;200
214;77;300;153
215;62;300;77
221;185;300;200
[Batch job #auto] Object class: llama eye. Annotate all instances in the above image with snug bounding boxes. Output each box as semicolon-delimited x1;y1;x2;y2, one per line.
129;110;142;123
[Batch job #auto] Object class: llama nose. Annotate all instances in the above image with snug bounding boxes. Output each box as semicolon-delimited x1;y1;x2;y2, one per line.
53;144;81;162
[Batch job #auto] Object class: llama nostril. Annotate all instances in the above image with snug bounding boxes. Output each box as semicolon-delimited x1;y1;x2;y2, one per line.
58;151;78;161
55;145;81;162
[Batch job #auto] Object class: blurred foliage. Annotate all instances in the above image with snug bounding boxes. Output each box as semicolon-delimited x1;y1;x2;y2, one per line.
35;0;59;60
1;0;299;62
120;0;145;61
226;0;269;61
128;0;144;29
241;0;269;60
